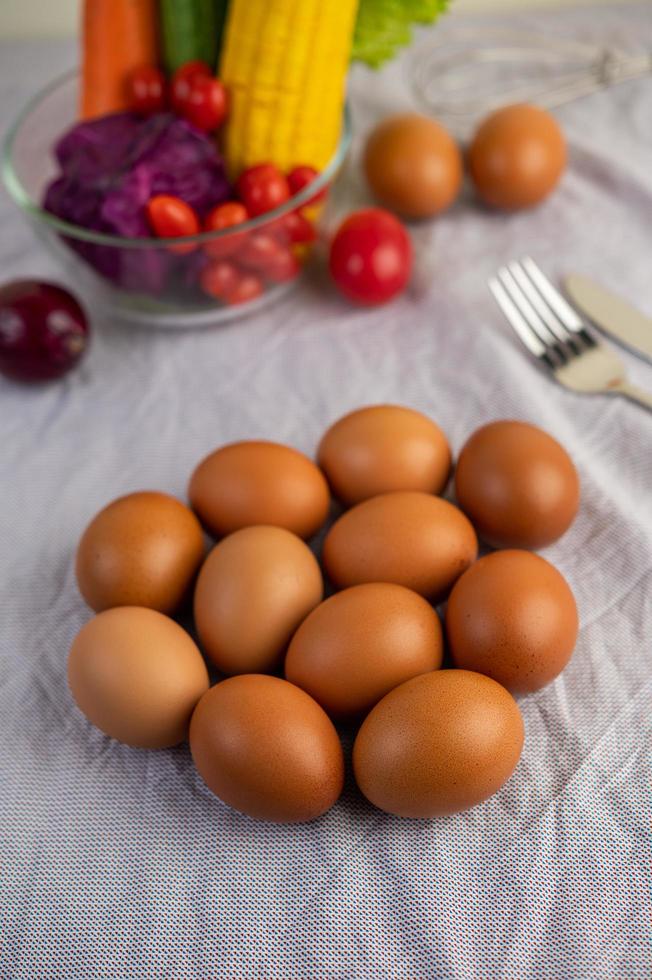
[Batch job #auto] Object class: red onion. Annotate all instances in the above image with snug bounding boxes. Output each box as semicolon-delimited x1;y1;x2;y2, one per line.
0;280;89;382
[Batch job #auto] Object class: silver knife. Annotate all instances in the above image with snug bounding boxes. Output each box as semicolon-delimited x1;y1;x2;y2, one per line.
564;274;652;363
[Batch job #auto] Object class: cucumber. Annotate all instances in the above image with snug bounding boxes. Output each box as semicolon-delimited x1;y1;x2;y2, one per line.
160;0;228;74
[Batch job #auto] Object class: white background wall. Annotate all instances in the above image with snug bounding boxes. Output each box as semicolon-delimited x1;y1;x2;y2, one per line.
0;0;630;39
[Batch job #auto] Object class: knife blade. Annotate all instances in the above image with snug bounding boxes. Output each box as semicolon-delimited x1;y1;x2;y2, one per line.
564;274;652;363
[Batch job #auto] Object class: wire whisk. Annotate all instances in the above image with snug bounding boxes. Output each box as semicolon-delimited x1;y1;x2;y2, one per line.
407;28;652;132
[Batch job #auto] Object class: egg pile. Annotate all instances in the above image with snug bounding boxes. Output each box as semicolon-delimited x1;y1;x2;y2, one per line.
363;105;567;218
68;406;580;823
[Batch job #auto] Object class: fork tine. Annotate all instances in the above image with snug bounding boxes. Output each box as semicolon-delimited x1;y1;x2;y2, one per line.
508;260;571;344
522;256;597;349
497;266;569;363
521;257;584;330
488;277;556;369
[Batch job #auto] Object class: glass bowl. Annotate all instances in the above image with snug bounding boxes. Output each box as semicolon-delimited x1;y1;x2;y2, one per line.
3;71;351;330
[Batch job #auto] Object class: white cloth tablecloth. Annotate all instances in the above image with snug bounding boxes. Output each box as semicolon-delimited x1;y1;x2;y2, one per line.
1;4;651;978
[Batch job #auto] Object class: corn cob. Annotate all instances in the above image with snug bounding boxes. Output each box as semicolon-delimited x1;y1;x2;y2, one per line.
219;0;359;176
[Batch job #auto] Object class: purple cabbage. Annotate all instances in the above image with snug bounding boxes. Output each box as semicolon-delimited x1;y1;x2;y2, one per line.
43;113;232;294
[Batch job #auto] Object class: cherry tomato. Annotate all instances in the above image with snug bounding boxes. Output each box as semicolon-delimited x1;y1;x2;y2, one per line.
180;75;228;132
204;201;249;258
265;249;301;284
329;208;412;306
146;195;200;254
238;232;285;270
224;273;264;306
280;210;317;245
129;66;167;115
171;60;211;112
236;164;291;218
200;260;240;300
287;165;325;203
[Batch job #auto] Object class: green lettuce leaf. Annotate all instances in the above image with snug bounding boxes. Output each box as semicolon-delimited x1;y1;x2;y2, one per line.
352;0;450;68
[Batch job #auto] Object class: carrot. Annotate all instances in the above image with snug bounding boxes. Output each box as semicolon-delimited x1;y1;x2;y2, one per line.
81;0;160;119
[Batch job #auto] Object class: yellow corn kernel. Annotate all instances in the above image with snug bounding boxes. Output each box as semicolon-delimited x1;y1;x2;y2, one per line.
219;0;359;176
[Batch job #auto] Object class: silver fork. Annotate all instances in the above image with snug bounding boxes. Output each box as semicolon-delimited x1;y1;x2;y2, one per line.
489;257;652;412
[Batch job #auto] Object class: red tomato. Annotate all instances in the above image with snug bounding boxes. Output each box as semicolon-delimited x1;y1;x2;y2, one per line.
180;76;228;132
200;260;240;300
129;66;167;115
265;249;301;283
224;274;264;306
236;164;291;218
238;232;285;270
146;195;200;254
287;165;325;203
329;208;412;306
280;211;317;245
204;201;249;258
171;60;211;111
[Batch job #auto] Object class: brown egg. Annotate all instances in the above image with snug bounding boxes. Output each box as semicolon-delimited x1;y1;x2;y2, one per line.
75;491;205;614
189;440;330;540
317;405;451;506
189;675;344;822
285;583;443;718
455;420;580;549
67;607;209;749
322;491;477;600
446;550;578;695
353;670;524;817
194;525;323;675
468;103;566;209
364;113;462;219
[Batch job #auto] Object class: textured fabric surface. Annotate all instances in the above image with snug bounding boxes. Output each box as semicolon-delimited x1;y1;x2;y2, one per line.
1;5;651;978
